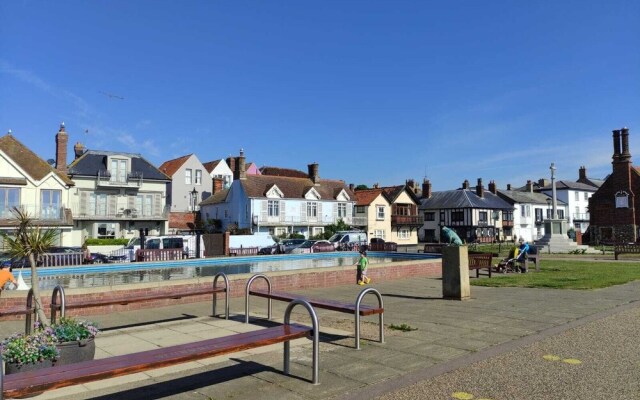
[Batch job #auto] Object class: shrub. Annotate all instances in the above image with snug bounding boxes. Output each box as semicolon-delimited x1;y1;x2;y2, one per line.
85;238;130;246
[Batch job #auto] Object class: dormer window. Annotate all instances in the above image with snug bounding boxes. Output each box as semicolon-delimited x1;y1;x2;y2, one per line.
110;158;128;183
616;191;629;208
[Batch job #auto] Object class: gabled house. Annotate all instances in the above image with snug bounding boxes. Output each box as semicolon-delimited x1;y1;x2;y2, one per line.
380;184;422;245
497;183;566;242
352;187;392;241
199;151;356;238
203;158;233;192
588;127;640;243
159;154;212;233
0;127;75;246
418;178;513;243
66;136;171;241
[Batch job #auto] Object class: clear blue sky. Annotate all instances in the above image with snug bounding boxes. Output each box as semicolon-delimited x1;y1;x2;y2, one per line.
1;1;638;190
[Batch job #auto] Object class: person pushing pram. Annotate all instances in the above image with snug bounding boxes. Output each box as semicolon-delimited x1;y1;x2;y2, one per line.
496;238;529;273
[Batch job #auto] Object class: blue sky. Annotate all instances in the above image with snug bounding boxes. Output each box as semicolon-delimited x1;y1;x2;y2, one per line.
1;1;638;190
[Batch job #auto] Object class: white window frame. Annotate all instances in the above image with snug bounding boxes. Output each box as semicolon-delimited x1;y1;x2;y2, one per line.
195;169;202;185
398;228;410;240
337;202;347;218
574;191;579;201
374;229;385;239
185;169;193;185
307;202;318;218
110;158;127;183
268;200;280;217
376;205;385;220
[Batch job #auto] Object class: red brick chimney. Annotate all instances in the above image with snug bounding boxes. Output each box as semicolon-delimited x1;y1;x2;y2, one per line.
212;178;224;194
55;122;68;173
422;179;432;199
234;149;246;180
612;129;621;162
488;180;497;195
462;179;470;189
620;127;631;162
373;183;379;189
476;178;484;198
226;156;236;175
308;163;319;184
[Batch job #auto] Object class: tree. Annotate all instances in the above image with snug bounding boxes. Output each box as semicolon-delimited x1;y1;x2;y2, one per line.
322;218;351;239
1;207;58;325
355;184;368;190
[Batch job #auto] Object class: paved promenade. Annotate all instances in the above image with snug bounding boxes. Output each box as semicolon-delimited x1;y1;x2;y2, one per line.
2;273;640;400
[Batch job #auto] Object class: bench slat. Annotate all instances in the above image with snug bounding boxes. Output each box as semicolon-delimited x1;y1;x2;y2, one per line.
4;323;311;398
249;290;383;316
0;307;32;317
61;287;226;309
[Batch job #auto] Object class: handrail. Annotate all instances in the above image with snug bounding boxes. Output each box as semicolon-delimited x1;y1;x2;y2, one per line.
212;272;229;319
245;273;272;323
50;285;66;324
284;299;320;385
354;287;384;350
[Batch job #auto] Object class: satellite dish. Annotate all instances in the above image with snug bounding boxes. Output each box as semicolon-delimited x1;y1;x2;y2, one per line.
47;159;56;166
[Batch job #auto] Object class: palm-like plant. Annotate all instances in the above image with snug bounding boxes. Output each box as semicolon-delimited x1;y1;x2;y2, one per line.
1;207;58;325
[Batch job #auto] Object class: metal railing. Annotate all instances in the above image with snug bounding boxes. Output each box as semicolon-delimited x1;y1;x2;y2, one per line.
0;205;67;221
70;204;170;220
96;170;143;187
253;214;354;226
391;215;424;225
572;213;590;221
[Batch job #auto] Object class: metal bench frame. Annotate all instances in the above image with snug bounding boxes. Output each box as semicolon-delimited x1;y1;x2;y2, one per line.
244;273;384;350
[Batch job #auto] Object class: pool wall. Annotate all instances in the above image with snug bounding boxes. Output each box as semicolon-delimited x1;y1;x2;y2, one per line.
0;257;441;321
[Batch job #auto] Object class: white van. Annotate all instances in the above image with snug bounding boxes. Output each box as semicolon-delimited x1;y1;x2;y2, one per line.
328;231;368;250
125;235;205;260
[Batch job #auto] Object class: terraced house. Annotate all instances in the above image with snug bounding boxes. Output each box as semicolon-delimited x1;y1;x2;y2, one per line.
199;150;355;238
0;128;76;246
64;128;171;241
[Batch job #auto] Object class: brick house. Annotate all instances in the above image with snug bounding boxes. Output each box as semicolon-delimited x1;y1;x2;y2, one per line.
587;127;640;244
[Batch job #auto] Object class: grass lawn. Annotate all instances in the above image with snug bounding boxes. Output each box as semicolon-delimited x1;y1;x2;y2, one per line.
471;259;640;290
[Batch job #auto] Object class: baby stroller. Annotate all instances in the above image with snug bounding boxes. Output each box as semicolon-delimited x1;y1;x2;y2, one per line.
495;246;526;273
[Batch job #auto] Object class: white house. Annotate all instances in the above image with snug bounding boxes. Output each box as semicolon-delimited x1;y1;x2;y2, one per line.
0;128;76;247
199;151;356;239
203;158;233;191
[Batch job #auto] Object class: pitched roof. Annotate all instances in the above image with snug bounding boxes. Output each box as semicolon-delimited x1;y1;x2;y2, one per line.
199;189;229;206
381;185;421;204
158;154;192;177
497;190;566;206
260;166;308;178
67;150;170;181
354;188;387;206
0;134;74;186
539;180;598;192
238;175;352;199
419;189;512;210
202;159;222;174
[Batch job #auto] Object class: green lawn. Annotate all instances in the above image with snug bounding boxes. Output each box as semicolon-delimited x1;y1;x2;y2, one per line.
471;259;640;290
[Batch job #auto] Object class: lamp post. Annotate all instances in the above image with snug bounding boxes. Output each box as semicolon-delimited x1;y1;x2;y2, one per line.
546;197;552;219
191;187;198;212
550;163;557;219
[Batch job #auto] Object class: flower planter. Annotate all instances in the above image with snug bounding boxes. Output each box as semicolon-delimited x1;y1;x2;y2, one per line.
5;359;55;375
56;337;96;365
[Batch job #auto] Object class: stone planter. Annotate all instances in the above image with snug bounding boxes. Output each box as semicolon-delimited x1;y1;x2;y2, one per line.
56;337;96;365
4;359;54;375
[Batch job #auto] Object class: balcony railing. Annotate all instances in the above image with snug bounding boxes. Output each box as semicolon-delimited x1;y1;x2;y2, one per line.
96;170;143;188
70;204;170;220
391;215;423;226
0;205;67;222
253;215;353;226
572;213;590;221
502;220;514;227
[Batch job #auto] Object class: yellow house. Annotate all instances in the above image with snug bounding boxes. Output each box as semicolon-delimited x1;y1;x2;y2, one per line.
353;188;392;240
380;185;422;245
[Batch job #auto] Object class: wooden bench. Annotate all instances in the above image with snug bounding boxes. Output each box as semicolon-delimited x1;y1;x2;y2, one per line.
245;274;384;350
524;245;541;272
1;299;321;399
0;289;36;334
50;272;231;324
468;253;492;278
614;243;640;260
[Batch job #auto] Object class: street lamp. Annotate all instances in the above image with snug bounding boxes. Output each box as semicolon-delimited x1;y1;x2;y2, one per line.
191;187;198;212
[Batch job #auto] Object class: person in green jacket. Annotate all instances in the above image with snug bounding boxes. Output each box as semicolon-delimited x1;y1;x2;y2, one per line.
356;250;370;285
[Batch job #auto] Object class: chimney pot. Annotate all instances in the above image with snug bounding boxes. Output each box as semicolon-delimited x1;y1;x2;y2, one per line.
507;183;512;191
308;163;319;184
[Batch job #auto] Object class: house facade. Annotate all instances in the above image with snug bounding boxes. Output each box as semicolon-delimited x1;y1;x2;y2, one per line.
352;188;392;241
159;154;212;233
497;182;567;242
66;138;171;241
0;128;76;247
199;151;356;239
538;180;597;233
203;159;233;191
588;127;640;243
419;179;514;243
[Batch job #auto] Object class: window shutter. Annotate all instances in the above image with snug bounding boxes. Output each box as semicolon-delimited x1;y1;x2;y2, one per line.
108;195;117;217
301;202;307;222
280;200;286;222
127;195;135;210
347;203;353;220
333;202;338;222
154;193;162;216
317;202;323;220
79;191;88;215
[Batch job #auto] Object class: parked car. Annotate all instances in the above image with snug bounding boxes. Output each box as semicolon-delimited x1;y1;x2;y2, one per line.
288;240;334;254
47;246;82;254
329;231;368;250
281;239;306;252
260;239;307;255
88;253;128;264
